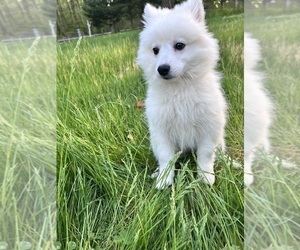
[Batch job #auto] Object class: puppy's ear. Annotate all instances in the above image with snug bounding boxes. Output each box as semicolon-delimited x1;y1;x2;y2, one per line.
142;4;158;25
142;4;170;26
177;0;205;23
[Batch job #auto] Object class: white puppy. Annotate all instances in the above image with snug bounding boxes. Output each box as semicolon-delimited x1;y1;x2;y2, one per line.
244;33;273;186
137;0;227;189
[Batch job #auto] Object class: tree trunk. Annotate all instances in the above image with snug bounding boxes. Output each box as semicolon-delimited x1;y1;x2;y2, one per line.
70;0;78;21
127;1;134;30
57;22;66;37
57;0;68;36
130;18;134;30
221;0;226;8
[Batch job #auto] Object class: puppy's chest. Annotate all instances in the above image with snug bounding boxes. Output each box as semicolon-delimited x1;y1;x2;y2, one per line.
161;101;198;123
159;99;207;149
147;93;211;130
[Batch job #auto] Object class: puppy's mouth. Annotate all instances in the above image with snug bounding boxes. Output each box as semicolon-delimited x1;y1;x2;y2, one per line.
161;75;174;80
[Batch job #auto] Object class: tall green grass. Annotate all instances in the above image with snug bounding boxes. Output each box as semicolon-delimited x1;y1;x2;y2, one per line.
57;14;244;249
0;38;56;249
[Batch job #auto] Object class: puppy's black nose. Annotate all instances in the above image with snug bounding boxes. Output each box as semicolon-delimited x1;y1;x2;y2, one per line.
157;64;170;77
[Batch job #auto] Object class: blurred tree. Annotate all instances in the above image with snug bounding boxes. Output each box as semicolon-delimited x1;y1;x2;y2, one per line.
83;0;125;32
119;0;138;29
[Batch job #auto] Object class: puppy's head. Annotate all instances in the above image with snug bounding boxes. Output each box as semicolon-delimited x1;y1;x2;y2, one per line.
137;0;219;83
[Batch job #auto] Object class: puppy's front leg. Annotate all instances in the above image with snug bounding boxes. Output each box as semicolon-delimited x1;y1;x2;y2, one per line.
196;141;216;186
151;134;176;189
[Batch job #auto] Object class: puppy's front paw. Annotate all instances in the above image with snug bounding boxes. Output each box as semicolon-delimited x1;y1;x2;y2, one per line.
232;160;242;168
244;173;254;187
150;168;159;179
155;174;173;189
198;172;215;186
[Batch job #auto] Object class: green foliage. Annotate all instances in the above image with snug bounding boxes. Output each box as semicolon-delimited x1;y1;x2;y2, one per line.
83;0;125;29
82;0;162;31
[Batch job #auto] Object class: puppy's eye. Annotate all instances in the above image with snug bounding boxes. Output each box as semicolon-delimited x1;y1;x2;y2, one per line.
153;47;159;55
175;42;185;51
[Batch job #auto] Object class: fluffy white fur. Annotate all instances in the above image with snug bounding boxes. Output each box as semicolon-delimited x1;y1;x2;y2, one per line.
137;0;227;189
244;33;273;186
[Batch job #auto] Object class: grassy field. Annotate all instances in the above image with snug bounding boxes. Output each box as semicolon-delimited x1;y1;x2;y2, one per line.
245;13;300;249
0;38;56;249
57;14;244;249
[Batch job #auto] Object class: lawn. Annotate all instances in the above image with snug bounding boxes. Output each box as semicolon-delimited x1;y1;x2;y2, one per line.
57;14;244;249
